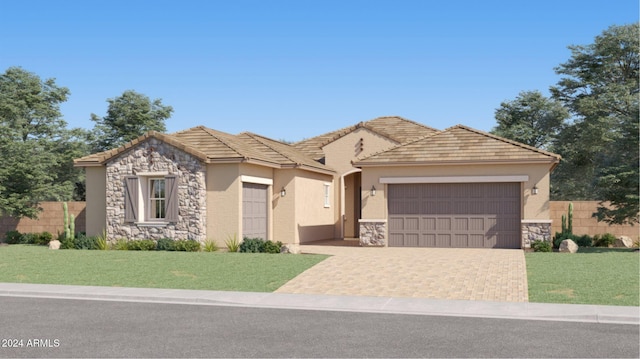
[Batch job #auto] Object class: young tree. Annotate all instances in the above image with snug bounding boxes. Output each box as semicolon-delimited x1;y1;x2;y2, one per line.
550;23;639;224
491;90;568;149
91;90;173;152
0;67;87;218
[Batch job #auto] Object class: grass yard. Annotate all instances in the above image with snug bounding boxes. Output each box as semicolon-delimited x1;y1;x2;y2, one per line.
0;245;328;292
526;248;639;306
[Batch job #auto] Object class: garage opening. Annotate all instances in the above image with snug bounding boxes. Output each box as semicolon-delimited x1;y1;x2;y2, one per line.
388;183;521;248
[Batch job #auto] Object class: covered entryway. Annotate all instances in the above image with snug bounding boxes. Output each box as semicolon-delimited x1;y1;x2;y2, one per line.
388;183;521;248
242;183;268;240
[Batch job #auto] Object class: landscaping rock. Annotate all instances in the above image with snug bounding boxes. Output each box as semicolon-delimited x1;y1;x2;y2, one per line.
48;240;61;250
281;244;300;254
614;236;633;248
559;239;578;253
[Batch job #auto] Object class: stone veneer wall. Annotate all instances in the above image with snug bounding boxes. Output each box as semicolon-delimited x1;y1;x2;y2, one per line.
521;220;552;249
359;220;386;246
106;138;207;242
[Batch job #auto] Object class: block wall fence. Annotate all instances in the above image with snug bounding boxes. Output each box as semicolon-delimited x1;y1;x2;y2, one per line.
1;201;636;241
0;202;86;238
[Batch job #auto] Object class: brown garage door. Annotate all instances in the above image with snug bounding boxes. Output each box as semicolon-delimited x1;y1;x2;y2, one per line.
388;183;521;248
243;183;268;240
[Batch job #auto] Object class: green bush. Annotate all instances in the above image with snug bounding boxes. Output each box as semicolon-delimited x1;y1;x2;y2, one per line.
264;240;283;254
74;233;99;250
553;232;581;248
5;230;24;244
38;232;53;245
126;239;157;251
156;238;174;251
575;234;593;247
112;238;129;250
171;239;200;252
532;240;552;252
60;237;75;249
22;233;40;245
594;233;616;247
239;237;265;253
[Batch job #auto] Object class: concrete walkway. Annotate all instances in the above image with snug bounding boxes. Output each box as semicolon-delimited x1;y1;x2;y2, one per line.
276;245;528;302
0;283;637;325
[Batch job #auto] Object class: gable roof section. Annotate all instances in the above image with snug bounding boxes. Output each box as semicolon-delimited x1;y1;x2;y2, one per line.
354;125;561;167
74;127;335;175
293;116;439;160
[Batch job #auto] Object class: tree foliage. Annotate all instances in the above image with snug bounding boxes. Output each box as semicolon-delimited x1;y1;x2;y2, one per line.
91;90;173;152
0;67;88;218
491;90;568;149
550;23;638;224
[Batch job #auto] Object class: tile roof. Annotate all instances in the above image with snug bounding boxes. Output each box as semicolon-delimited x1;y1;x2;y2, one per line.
354;125;561;166
292;116;439;160
74;127;335;174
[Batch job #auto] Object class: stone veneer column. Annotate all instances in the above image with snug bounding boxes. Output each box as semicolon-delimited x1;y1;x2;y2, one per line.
521;219;552;249
358;219;386;246
105;138;207;242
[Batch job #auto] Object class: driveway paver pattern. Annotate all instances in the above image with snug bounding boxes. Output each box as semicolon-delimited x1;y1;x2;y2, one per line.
276;246;528;302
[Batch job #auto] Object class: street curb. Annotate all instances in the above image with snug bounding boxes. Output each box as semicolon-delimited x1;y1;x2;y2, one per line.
0;283;638;325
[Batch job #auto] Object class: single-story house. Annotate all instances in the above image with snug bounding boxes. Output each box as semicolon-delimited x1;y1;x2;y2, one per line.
74;116;560;249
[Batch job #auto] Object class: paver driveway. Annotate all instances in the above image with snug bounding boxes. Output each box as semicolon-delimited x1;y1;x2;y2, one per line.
276;245;528;302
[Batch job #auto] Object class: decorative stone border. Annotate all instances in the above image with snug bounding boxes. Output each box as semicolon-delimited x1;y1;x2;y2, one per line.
521;219;553;249
359;219;387;246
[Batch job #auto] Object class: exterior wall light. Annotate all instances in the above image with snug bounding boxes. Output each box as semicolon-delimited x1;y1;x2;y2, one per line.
280;187;286;197
371;185;376;196
532;185;539;195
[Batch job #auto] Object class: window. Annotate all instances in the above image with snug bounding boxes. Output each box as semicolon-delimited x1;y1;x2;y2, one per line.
149;178;166;220
323;183;331;208
124;174;178;223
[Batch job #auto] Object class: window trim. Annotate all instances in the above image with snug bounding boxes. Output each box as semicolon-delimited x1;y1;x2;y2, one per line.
323;182;331;208
147;177;167;221
124;172;179;224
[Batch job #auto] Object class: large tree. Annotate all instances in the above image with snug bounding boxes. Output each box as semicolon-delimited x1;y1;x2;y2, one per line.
491;90;569;149
91;90;173;152
550;23;639;224
0;67;88;218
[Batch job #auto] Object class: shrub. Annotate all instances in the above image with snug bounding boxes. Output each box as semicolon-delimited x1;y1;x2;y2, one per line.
575;234;593;247
594;233;616;247
532;240;552;252
22;233;40;245
264;240;283;254
95;231;108;250
203;239;219;252
74;233;99;250
171;239;200;252
225;234;240;252
112;238;129;250
5;230;24;244
156;238;174;251
60;237;75;249
126;239;157;251
553;232;581;249
38;232;53;245
239;237;265;253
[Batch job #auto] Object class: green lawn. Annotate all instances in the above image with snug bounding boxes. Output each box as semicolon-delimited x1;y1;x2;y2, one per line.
526;248;639;306
0;245;327;292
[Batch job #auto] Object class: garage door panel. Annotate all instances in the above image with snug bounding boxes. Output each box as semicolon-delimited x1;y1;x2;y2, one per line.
243;183;268;240
388;183;521;248
388;234;404;247
404;233;419;247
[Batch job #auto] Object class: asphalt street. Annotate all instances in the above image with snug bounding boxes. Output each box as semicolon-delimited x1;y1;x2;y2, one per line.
1;297;638;358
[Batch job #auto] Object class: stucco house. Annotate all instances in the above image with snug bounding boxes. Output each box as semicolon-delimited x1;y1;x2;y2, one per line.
74;116;560;249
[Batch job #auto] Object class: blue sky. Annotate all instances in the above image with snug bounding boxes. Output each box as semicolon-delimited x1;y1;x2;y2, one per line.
1;0;637;142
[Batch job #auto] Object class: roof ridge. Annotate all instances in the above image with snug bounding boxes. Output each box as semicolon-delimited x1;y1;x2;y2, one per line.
199;126;246;158
242;132;299;164
366;115;440;133
448;124;561;159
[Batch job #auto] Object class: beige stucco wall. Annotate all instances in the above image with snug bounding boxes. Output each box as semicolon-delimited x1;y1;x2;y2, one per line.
323;128;397;175
85;166;106;236
206;163;241;243
273;169;296;243
360;163;553;221
322;128;397;238
294;169;335;243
